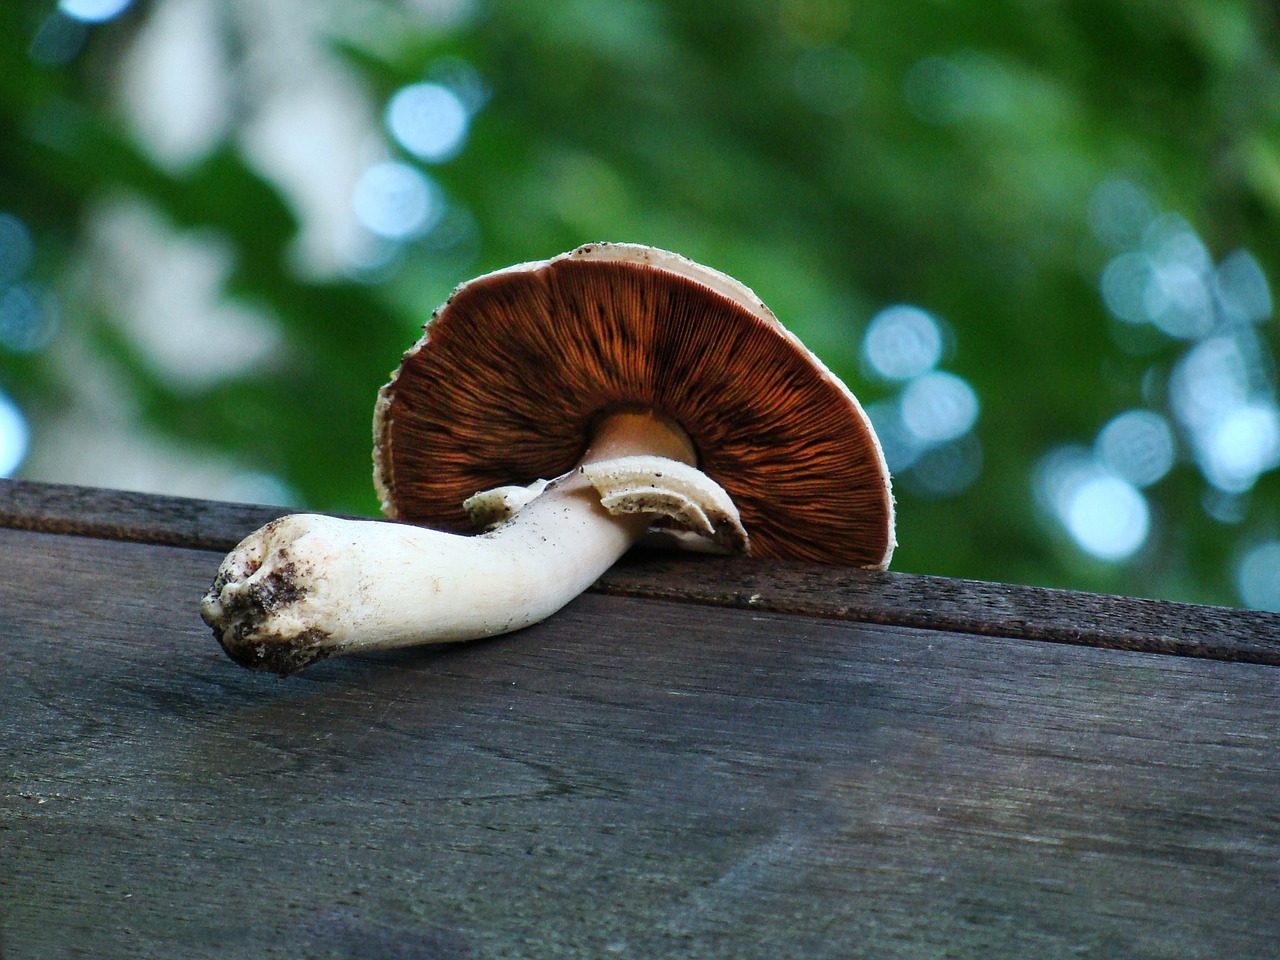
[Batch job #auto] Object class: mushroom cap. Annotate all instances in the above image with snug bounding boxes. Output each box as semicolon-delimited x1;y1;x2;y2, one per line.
374;243;896;568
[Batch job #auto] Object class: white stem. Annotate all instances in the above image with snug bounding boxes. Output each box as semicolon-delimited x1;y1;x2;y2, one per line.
201;412;695;674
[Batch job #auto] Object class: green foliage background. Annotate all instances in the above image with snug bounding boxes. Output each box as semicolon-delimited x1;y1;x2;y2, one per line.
2;0;1278;606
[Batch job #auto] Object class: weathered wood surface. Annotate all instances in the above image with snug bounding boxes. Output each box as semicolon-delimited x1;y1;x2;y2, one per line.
0;477;292;551
2;506;1279;958
4;478;1279;665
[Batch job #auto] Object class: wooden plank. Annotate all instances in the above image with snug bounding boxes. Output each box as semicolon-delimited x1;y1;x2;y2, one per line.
3;477;1279;664
0;477;289;552
1;527;1277;958
598;553;1280;666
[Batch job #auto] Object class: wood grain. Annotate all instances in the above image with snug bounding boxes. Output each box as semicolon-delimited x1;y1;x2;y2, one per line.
1;527;1278;958
3;477;1278;664
0;477;289;551
596;552;1280;665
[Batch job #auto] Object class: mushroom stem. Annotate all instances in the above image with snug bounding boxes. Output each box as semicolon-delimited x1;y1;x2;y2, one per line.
200;411;698;675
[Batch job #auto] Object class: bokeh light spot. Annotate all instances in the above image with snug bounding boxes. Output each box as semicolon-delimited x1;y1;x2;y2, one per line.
1036;447;1150;561
904;55;975;125
0;214;34;285
1100;252;1154;324
58;0;134;23
1140;217;1215;339
862;304;942;381
1095;409;1175;488
1237;541;1280;612
1087;178;1154;250
0;283;60;353
908;434;983;498
352;162;442;240
865;399;925;474
1036;446;1093;515
1214;249;1271;325
1201;488;1248;525
1099;213;1228;340
900;371;979;444
426;57;489;114
386;83;470;163
29;12;89;65
1065;474;1150;561
0;392;30;478
1170;335;1251;430
1198;403;1280;493
1145;260;1213;339
1145;214;1212;275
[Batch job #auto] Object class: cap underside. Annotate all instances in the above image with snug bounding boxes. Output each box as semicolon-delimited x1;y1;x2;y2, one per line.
376;252;894;567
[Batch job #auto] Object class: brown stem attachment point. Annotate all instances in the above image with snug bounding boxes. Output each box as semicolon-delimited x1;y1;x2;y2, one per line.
582;409;697;469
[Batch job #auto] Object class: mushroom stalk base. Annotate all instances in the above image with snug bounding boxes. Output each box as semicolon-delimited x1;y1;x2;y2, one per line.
200;412;697;675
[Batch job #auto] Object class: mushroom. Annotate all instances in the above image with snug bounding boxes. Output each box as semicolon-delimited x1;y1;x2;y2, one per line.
200;243;895;675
